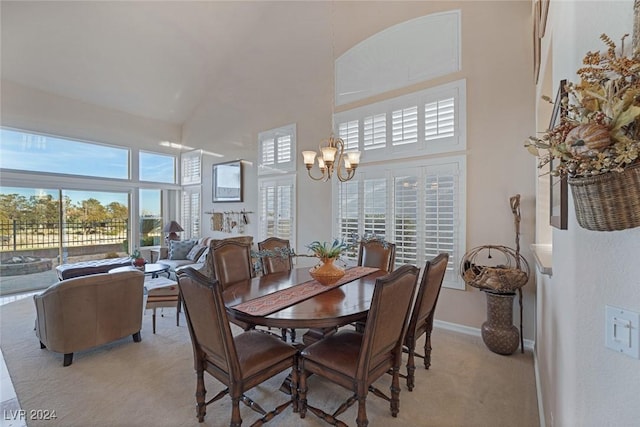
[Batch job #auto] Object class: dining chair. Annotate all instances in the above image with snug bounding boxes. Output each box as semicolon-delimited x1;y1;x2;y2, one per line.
353;239;397;332
209;240;254;288
208;240;256;332
257;237;296;342
401;252;449;391
298;264;419;427
357;239;396;272
176;267;299;426
258;237;293;275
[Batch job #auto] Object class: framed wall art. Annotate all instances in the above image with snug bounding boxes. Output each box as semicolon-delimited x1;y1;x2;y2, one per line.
549;79;568;230
212;160;243;203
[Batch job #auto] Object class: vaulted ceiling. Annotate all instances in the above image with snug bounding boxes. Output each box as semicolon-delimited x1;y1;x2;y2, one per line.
1;1;339;126
4;1;434;122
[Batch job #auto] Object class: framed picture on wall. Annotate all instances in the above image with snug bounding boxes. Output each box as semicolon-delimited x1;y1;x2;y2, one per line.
212;160;243;202
549;80;568;230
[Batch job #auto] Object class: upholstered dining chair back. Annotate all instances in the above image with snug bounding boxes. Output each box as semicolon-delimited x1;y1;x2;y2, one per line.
357;239;396;272
359;263;418;376
258;237;293;275
176;267;298;425
210;240;254;288
298;264;419;427
402;252;449;391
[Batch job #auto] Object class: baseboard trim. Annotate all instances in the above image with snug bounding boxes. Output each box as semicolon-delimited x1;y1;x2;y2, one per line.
533;346;546;427
433;319;535;351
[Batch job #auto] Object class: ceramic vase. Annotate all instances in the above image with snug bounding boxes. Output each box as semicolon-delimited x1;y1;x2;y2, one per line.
481;291;519;355
309;257;345;285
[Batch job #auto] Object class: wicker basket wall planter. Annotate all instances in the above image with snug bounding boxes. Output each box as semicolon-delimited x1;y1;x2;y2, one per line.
568;163;640;232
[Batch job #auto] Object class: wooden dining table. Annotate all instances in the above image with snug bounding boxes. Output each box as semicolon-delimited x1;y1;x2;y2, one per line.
223;266;387;345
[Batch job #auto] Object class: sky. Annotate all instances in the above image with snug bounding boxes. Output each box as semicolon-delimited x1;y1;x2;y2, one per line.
0;129;169;216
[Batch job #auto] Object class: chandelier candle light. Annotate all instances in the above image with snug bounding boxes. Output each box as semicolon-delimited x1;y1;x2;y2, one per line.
301;135;361;182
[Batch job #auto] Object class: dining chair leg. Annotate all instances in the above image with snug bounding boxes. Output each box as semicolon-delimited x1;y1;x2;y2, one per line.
152;308;157;334
298;367;308;419
230;396;242;427
405;344;416;391
356;395;368;427
291;357;300;413
390;367;401;417
424;330;433;369
195;368;207;422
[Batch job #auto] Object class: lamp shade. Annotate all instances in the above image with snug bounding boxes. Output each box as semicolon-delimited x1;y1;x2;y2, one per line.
163;221;184;233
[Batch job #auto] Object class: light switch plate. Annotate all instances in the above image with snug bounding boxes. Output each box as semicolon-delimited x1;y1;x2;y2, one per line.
605;305;640;359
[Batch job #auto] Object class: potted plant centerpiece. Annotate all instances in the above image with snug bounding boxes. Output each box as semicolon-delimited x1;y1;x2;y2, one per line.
525;34;640;231
130;249;146;268
307;239;351;285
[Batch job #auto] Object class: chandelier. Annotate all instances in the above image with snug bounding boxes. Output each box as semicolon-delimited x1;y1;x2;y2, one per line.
301;135;361;182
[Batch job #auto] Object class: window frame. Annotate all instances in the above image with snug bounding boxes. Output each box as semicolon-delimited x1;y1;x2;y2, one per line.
258;123;297;175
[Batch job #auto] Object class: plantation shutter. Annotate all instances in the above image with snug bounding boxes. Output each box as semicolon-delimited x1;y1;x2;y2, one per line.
363;114;386;151
363;178;387;237
391;106;418;146
181;151;201;185
261;138;275;166
181;187;200;240
338;120;359;150
393;174;419;265
258;177;295;242
423;162;460;283
258;124;296;174
277;135;292;164
337;180;359;239
425;97;455;141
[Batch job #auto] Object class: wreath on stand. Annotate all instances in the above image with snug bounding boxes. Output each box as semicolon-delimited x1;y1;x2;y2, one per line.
460;194;530;352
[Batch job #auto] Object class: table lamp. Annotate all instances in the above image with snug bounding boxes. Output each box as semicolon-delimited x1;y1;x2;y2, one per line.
163;221;184;245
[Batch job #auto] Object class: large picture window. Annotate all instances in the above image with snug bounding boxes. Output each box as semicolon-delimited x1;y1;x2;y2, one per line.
0;128;129;179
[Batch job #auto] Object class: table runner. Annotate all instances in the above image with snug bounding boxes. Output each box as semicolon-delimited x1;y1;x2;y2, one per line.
231;266;379;317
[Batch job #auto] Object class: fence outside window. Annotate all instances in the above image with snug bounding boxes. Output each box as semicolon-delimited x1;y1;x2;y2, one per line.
0;219;128;252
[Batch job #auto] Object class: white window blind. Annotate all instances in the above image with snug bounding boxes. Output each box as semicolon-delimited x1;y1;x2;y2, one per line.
181;187;201;240
333;157;465;289
258;176;295;243
392;106;418;146
363;114;386;151
258;124;296;175
181;150;202;185
333;79;466;162
394;174;419;265
261;139;275;166
363;178;387;237
425;97;455;141
338;120;359;150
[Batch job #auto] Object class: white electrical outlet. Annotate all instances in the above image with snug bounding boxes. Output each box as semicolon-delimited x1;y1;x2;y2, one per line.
605;305;640;359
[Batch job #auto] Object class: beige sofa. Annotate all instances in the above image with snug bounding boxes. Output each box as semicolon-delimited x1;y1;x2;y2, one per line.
34;270;145;366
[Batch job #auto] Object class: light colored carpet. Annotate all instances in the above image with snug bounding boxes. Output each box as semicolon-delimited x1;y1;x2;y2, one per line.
0;298;539;427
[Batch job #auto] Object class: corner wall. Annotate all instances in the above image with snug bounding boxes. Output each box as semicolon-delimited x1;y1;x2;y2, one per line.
536;1;640;425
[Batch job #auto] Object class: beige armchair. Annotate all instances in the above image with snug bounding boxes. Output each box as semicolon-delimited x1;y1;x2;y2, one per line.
34;270;145;366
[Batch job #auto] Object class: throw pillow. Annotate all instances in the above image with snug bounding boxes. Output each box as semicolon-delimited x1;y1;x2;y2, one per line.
196;247;210;264
168;239;196;260
186;244;206;261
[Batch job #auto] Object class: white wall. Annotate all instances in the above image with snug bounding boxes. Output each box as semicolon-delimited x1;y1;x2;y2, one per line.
536;1;640;426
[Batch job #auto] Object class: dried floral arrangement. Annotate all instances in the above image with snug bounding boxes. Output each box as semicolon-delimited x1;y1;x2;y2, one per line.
525;34;640;178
